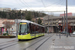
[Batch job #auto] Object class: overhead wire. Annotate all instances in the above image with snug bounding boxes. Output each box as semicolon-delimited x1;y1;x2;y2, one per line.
18;0;30;8
40;0;65;16
23;0;31;7
49;0;65;10
16;0;27;7
49;0;65;16
40;0;65;10
41;0;46;8
43;0;63;7
1;0;65;11
29;0;65;14
14;0;65;11
0;0;29;9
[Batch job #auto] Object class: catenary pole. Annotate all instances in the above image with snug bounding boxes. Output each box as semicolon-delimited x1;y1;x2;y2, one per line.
64;11;65;31
66;0;68;37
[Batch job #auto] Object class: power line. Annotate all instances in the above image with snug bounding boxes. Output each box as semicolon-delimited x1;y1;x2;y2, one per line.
46;0;64;7
18;0;30;8
15;0;65;11
0;0;29;9
46;0;65;10
16;0;26;7
40;0;65;11
41;0;46;8
23;0;31;7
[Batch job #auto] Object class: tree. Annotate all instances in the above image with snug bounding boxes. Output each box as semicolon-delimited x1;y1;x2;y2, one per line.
0;10;47;19
25;12;32;21
37;18;42;24
3;21;13;34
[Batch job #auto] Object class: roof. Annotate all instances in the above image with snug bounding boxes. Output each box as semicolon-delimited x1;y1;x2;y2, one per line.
43;15;75;20
15;19;45;27
2;19;15;25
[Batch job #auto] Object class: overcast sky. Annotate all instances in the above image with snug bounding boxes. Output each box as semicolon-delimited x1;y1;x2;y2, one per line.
0;0;75;13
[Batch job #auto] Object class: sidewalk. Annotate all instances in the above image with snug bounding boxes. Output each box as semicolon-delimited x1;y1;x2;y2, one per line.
53;34;75;50
38;34;75;50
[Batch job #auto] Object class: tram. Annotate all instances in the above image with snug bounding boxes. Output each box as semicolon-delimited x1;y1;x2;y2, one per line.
18;20;45;40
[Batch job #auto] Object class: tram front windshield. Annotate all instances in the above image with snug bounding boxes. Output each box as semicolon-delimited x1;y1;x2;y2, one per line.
19;23;27;33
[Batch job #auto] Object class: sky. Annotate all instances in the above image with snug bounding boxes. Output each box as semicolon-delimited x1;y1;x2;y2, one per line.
0;0;75;14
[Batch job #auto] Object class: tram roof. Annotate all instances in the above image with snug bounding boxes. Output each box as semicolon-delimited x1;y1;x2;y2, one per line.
18;20;45;27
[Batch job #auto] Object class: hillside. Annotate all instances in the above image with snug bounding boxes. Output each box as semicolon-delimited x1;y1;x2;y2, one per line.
0;10;47;20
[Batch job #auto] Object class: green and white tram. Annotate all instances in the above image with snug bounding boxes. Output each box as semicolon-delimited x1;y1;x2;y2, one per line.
18;20;45;40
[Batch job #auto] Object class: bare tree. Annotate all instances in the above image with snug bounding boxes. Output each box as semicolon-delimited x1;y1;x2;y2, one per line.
3;21;13;34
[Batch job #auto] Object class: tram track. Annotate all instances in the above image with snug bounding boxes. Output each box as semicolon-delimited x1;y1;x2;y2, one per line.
0;40;17;47
0;39;18;50
35;34;53;50
0;34;53;50
23;36;48;50
0;34;47;50
23;34;54;50
0;42;18;50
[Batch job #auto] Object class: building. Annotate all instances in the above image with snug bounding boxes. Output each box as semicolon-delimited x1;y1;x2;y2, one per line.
0;19;7;35
43;15;75;33
0;19;16;35
60;13;72;17
36;17;44;24
32;17;44;24
0;8;11;12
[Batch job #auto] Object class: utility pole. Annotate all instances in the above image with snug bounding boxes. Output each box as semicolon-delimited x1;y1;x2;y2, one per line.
62;17;63;31
66;0;68;37
64;11;65;31
73;23;74;32
16;13;18;37
21;15;22;20
48;12;49;34
21;10;22;20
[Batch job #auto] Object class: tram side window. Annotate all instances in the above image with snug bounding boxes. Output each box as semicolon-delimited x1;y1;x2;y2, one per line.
32;24;35;33
29;24;44;33
39;27;41;33
36;26;40;33
27;24;30;33
40;27;42;33
41;27;43;33
39;26;41;33
43;27;45;33
29;23;32;33
36;26;39;33
40;27;43;33
29;24;36;34
32;24;35;34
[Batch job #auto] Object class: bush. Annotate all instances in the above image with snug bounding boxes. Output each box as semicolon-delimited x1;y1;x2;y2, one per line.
3;33;9;36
